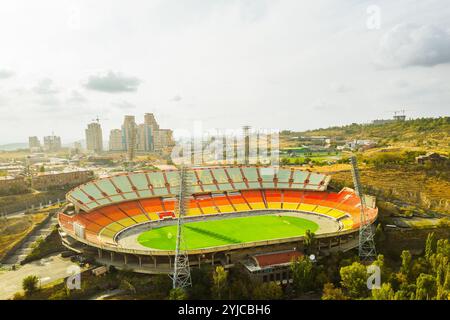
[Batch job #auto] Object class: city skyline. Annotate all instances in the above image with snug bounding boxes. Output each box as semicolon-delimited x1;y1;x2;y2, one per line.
1;0;450;145
25;112;174;151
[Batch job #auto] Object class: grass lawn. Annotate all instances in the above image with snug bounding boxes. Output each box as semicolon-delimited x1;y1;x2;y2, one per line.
137;215;319;250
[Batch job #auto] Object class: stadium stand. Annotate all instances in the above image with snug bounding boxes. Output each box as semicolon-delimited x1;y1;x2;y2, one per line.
241;190;266;210
59;167;377;250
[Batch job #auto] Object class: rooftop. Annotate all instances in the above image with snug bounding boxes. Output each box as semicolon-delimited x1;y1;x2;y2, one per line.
243;249;303;272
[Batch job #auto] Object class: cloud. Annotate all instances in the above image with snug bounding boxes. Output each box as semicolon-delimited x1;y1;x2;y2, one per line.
112;100;135;109
0;69;14;79
330;83;352;93
35;95;61;108
171;94;182;102
67;90;88;104
375;23;450;68
84;71;141;93
0;95;8;107
33;78;60;95
311;99;339;111
390;79;409;89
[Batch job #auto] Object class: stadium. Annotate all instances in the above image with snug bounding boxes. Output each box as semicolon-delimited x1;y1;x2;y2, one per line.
58;166;378;277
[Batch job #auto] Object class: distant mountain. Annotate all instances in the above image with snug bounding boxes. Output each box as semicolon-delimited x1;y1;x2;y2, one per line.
0;143;28;151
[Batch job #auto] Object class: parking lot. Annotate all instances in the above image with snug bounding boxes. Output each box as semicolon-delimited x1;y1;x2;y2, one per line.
0;253;80;300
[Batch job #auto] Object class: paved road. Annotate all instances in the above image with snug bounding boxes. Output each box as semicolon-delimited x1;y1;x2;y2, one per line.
0;253;79;300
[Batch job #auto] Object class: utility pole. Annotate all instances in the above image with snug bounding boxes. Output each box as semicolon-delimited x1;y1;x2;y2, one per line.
172;165;193;289
243;125;251;166
350;156;377;261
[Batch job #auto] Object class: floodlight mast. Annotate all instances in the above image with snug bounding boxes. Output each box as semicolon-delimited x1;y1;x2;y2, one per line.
350;156;377;262
172;165;193;289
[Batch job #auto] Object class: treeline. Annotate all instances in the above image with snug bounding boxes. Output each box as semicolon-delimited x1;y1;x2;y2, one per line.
323;232;450;300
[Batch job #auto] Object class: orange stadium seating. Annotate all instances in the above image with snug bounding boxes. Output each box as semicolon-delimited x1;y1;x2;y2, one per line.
59;168;377;248
211;194;235;213
117;201;144;217
227;193;251;211
195;195;217;212
97;205;129;222
241;190;266;210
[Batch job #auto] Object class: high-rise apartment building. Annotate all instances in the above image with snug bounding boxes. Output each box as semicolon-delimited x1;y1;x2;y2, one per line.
28;136;41;151
122;115;137;160
109;129;123;151
106;113;174;155
136;123;153;152
144;113;159;131
154;128;174;152
43;135;62;152
85;122;103;153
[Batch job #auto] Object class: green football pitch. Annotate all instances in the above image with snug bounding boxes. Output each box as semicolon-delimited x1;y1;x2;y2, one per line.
137;215;319;250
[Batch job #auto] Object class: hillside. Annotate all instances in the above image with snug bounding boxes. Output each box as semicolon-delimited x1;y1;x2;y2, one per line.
0;143;28;151
282;117;450;152
280;117;450;219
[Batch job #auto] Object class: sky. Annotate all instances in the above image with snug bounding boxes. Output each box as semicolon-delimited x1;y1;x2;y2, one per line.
0;0;449;144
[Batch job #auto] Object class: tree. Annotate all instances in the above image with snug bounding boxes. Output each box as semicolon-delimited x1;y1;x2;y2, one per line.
437;265;450;300
374;224;385;244
371;283;395;300
425;232;436;262
371;254;390;283
169;287;187;300
400;250;412;279
340;262;368;298
22;275;39;297
119;279;136;294
290;256;314;294
189;266;212;299
321;283;349;300
411;257;429;280
227;267;253;300
252;282;283;300
212;266;228;299
39;165;45;173
303;229;315;253
415;273;437;300
394;286;416;300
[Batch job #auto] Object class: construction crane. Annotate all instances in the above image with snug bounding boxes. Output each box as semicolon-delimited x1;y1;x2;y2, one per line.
91;116;108;124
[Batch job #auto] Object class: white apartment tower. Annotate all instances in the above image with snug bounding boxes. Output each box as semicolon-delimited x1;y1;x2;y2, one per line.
28;136;41;151
43;135;62;152
122;115;138;160
109;129;123;151
85;122;103;153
